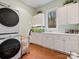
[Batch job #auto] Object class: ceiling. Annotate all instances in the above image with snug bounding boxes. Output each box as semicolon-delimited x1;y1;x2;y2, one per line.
21;0;54;8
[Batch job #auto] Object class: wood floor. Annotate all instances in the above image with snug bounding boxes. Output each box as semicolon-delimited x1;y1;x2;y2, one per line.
22;44;67;59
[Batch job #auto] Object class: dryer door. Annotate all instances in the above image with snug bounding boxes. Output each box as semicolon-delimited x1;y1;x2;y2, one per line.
0;8;19;27
0;39;20;58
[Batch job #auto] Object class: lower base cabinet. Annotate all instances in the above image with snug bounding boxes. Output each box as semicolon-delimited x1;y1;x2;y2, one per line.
30;33;79;53
54;38;65;52
65;36;79;53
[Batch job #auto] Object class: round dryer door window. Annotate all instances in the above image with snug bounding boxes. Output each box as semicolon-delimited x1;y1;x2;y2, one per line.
0;8;19;27
0;39;20;58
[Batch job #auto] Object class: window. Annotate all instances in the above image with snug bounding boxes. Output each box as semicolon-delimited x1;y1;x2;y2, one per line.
48;10;56;28
45;10;57;32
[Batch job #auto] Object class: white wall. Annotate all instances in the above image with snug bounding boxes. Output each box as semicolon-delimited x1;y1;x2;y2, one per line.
0;0;35;36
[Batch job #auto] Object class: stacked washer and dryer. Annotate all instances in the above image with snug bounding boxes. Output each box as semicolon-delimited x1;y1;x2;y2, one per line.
0;3;21;59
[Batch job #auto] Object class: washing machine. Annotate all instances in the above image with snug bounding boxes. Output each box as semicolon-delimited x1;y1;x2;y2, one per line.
0;5;19;34
0;34;21;59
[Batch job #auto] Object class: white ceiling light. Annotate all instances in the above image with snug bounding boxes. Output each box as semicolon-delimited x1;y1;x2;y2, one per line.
21;0;54;8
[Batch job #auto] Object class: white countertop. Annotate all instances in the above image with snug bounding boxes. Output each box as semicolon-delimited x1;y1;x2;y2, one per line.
31;32;79;36
43;32;79;36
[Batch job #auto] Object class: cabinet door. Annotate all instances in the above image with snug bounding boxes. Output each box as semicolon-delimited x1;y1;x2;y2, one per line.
65;36;79;53
30;33;43;45
33;13;45;26
56;6;67;25
67;3;79;24
54;35;65;51
40;34;55;49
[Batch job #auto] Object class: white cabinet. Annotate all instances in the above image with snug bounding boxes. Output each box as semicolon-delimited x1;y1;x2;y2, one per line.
40;34;55;49
42;34;66;51
67;3;79;24
56;5;68;25
33;13;45;26
30;33;79;53
54;39;64;51
54;35;65;51
30;33;55;49
30;33;42;45
56;3;79;25
54;35;79;53
65;35;79;53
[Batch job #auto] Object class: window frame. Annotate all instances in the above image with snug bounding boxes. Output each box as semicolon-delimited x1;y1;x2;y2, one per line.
45;9;58;32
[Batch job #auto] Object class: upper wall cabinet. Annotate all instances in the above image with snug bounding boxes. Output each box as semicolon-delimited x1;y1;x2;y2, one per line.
56;3;79;25
33;13;45;26
67;3;79;24
56;5;67;25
